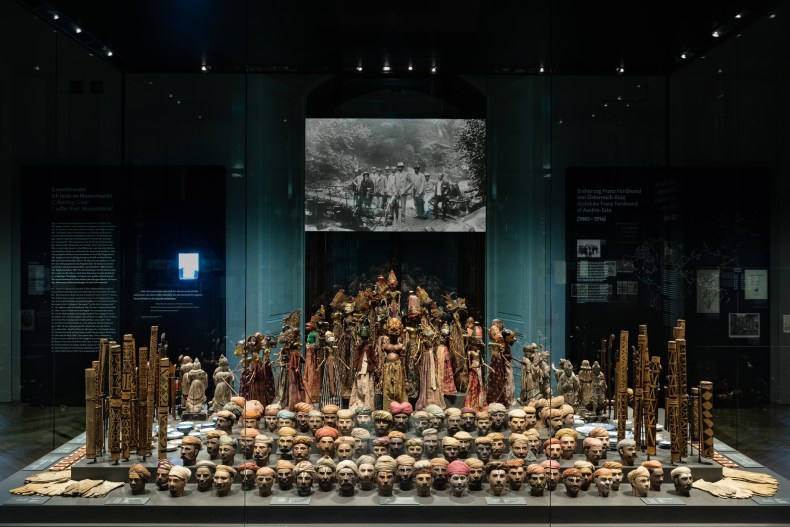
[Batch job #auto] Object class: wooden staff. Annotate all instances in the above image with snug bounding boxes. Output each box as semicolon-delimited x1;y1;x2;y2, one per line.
633;326;646;449
97;339;109;455
92;358;103;458
667;340;681;463
690;387;700;441
645;356;661;457
606;334;615;420
108;343;122;464
137;346;150;458
676;320;689;455
158;358;170;459
699;380;714;458
615;330;629;442
85;367;96;461
148;327;158;458
121;334;136;461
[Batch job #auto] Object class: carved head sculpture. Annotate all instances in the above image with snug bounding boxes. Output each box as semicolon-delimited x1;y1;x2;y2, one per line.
395;455;417;490
411;411;431;435
218;435;238;466
543;438;562;460
474;436;492;464
335;436;356;461
508;409;527;434
460;407;476;432
628;466;651;497
562;467;583;498
156;459;173;491
372;410;394;437
166;466;190;498
406;437;424;459
430;458;449;490
617;438;638;466
179;435;202;466
255;466;275;496
387;430;406;457
601;461;623;491
275;460;294;491
475;411;491;436
205;430;227;460
315;425;339;457
374;456;397;496
321;404;340;429
441;436;461;463
351;427;371;456
308;410;324;433
354;406;373;431
523;405;538;428
294;402;313;433
277;409;296;430
487;403;507;431
446;460;470;497
357;456;376;491
128;463;151;495
509;434;530;460
524;428;542;456
277;426;297;457
555;428;578;460
238;462;259;491
292;461;316;496
583;437;604;466
505;458;526;491
213;465;236;497
671;466;693;497
422;429;440;458
371;437;390;459
593;467;613;497
574;460;595;490
337;409;355;436
336;460;358;496
486;462;508;496
424;405;445;431
238;428;258;459
315;456;337;492
642;460;664;492
526;463;546;496
195;460;216;492
413;463;434;497
454;431;473;459
263;404;280;432
445;408;463;436
390;401;413;433
253;434;273;466
540;460;561;491
465;458;485;491
587;427;610;459
488;432;505;460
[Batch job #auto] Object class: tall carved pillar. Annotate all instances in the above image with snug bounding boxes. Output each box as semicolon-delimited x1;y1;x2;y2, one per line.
699;380;714;458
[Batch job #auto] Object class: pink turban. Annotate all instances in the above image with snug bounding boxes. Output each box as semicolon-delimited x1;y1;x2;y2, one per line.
446;460;471;476
389;401;414;415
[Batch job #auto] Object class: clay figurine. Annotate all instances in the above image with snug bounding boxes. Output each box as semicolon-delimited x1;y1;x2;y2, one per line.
353;406;373;431
205;430;227;460
505;458;526;491
474;436;492;464
487;462;508;496
489;432;506;460
336;437;355;461
167;466;190;497
255;466;275;497
628;466;650;497
373;410;394;437
293;461;316;496
308;410;324;433
195;460;216;492
543;438;562;460
238;428;258;459
337;409;355;436
574;460;594;491
388;430;406;457
406;437;424;460
253;434;273;467
475;410;491;436
390;401;413;433
583;437;604;466
487;403;508;432
336;460;358;496
357;457;376;491
466;458;485;491
642;459;664;492
352;428;371;457
155;459;173;491
413;462;434;497
593;467;613;497
294;402;313;433
526;464;546;496
422;429;440;458
128;464;151;495
411;411;431;435
540;460;561;492
395;455;416;491
601;461;623;491
218;435;237;466
555;428;578;460
508;409;527;434
562;467;582;498
277;426;297;459
441;436;461;463
315;456;337;492
238;462;259;491
445;408;463;436
671;466;693;497
275;460;295;491
617;438;638;466
374;455;397;497
213;464;236;497
447;460;470;497
430;458;449;490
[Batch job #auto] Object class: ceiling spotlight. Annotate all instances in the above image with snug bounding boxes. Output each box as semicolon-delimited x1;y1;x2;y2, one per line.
735;13;742;19
616;66;625;74
75;26;82;34
712;30;720;38
539;66;545;74
201;65;207;72
769;13;776;19
106;50;113;57
680;52;688;59
382;66;391;72
356;65;363;72
52;13;59;20
431;66;437;73
408;65;413;71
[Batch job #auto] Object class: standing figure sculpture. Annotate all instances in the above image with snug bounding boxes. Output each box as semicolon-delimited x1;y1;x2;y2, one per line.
486;319;515;407
463;341;487;411
319;331;344;407
379;317;408;409
184;359;208;419
553;359;580;408
349;320;378;411
415;322;445;410
212;355;234;413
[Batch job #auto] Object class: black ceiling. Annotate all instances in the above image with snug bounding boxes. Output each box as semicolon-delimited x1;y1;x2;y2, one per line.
20;0;787;75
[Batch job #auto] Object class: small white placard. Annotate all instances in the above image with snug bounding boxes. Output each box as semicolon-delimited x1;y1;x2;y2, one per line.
270;496;311;505
22;455;62;471
723;453;763;468
380;496;419;505
6;496;51;505
743;269;768;300
752;497;790;505
641;497;685;505
485;496;526;505
105;497;150;505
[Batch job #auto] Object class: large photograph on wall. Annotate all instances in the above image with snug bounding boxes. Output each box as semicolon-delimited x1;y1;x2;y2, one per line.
305;118;486;232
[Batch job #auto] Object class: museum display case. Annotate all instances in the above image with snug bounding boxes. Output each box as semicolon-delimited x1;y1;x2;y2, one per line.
1;1;789;525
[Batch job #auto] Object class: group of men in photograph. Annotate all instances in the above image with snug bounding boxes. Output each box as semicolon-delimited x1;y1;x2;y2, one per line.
349;162;452;224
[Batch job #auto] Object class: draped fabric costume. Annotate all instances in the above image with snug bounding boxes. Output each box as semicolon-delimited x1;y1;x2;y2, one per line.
320;345;343;407
486;346;511;406
416;340;445;410
463;354;487;411
437;342;457;395
278;348;308;410
382;359;407;409
303;330;320;401
348;340;377;410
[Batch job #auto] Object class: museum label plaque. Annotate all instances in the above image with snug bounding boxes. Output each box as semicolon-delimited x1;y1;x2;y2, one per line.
271;497;311;505
752;497;790;505
641;497;685;505
105;497;150;505
22;455;62;471
485;496;526;505
6;496;51;505
380;496;419;505
724;453;764;468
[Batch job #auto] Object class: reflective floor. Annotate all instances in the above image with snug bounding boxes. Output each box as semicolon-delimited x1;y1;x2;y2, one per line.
0;402;788;482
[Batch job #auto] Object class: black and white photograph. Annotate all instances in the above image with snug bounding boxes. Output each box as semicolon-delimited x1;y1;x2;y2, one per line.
729;312;760;339
576;239;601;258
305;118;486;232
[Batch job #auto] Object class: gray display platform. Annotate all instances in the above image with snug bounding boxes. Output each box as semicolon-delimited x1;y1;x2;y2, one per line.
1;433;789;525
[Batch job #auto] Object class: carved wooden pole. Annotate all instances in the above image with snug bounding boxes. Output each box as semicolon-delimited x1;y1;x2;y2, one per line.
121;334;136;460
137;346;150;458
97;339;109;455
85;367;97;461
607;334;615;420
92;358;103;457
149;326;159;409
667;340;681;463
108;343;122;464
158;358;170;459
699;380;714;458
676;320;689;455
633;326;646;449
644;356;661;457
690;387;700;441
616;330;629;442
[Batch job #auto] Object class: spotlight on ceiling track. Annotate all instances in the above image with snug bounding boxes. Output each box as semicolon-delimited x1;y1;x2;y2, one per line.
75;26;82;34
431;66;437;73
539;66;545;74
680;52;688;60
201;65;207;72
52;13;59;20
382;66;391;72
408;65;413;71
735;13;742;19
712;30;720;38
106;49;113;57
356;65;363;72
616;66;625;74
769;13;776;19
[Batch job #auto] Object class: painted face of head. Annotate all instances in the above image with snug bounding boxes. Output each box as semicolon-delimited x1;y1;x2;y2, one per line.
560;436;577;458
507;467;526;490
213;470;233;496
619;444;638;465
195;467;214;492
256;471;274;495
317;437;335;457
564;474;582;497
432;465;447;488
413;417;429;435
529;472;546;494
295;471;314;496
429;415;444;430
253;442;271;461
446;416;462;435
407;443;423;458
338;418;354;435
323;414;338;428
586;443;603;465
376;470;395;495
296;412;310;431
443;444;459;462
449;474;468;496
674;471;693;496
263;415;278;432
549;415;564;431
415;472;433;495
128;473;146;494
476;443;491;462
167;475;186;497
509;417;526;434
358;464;375;489
239;436;255;457
240;469;256;491
353;437;368;456
308;415;324;432
156;468;170;490
648;468;664;491
216;416;233;432
243;417;258;429
511;442;530;459
457;438;471;457
355;414;372;429
334;442;352;461
596;474;613;496
525;413;537;428
469;467;484;489
292;442;310;462
491;438;505;459
393;413;409;432
389;438;405;457
423;436;439;455
462;414;476;432
219;443;236;465
317;466;334;491
491;411;506;430
527;435;541;454
610;468;623;490
545;467;560;491
579;468;593;489
562;412;575;427
631;474;650;496
374;419;391;436
180;443;199;464
278;435;293;453
476;416;491;435
278;417;295;429
545;443;562;460
488;469;507;495
337;467;356;492
372;444;388;458
206;437;221;459
276;468;293;490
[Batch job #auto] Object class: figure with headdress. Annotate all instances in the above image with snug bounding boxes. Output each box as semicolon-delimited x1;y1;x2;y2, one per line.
379;317;408;408
349;318;378;410
212;354;235;413
486;319;516;407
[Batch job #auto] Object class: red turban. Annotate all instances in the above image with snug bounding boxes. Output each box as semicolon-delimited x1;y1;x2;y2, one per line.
389;401;414;415
446;460;471;476
314;425;339;440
